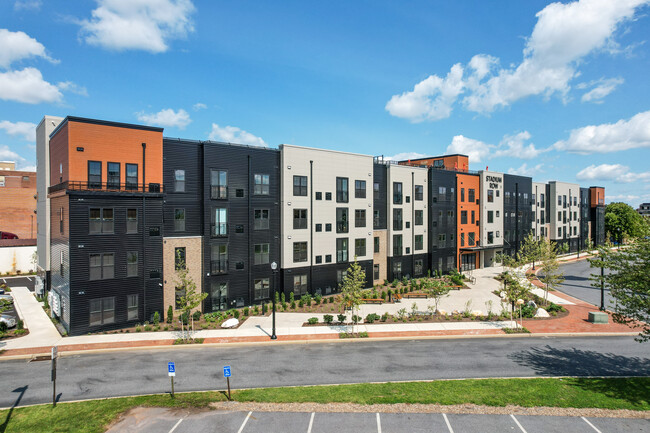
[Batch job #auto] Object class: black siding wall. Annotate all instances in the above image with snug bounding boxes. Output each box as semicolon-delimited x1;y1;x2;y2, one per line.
429;169;457;273
503;174;533;257
373;164;388;230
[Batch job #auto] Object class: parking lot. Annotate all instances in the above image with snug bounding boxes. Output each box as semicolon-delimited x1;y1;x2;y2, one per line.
108;409;650;433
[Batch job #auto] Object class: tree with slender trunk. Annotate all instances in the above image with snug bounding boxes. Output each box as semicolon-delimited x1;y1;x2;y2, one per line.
339;258;366;335
174;255;207;341
537;239;565;306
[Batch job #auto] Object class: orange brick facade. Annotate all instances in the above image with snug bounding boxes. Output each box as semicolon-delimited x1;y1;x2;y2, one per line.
0;170;37;239
456;173;480;270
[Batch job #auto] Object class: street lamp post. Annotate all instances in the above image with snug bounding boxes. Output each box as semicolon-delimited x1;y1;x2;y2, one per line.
270;261;278;340
600;265;605;311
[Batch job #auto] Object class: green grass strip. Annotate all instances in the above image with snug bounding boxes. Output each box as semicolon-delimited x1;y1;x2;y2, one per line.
0;378;648;433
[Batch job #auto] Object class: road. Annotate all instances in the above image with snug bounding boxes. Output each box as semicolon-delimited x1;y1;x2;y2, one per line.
1;336;649;409
1;276;35;293
552;260;615;309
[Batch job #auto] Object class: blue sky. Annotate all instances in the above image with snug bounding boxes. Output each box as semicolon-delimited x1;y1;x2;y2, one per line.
1;0;649;207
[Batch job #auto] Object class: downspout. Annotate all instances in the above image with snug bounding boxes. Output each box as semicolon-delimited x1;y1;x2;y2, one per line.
411;171;415;278
514;182;519;257
141;142;147;321
248;155;252;304
309;160;313;293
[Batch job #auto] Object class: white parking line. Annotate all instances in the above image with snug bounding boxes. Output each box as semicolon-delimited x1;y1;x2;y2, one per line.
581;417;603;433
376;413;382;433
27;276;32;282
442;413;454;433
237;411;252;433
307;412;314;433
510;414;528;433
168;418;183;433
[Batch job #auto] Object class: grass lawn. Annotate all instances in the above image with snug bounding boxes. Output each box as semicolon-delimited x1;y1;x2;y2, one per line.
1;377;648;433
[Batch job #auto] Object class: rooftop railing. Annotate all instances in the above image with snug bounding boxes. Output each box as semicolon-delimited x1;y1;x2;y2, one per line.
48;181;163;194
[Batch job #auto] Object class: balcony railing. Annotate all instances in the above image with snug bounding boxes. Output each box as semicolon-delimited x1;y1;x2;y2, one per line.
48;181;163;194
211;259;228;274
211;185;228;199
393;247;402;257
211;223;228;237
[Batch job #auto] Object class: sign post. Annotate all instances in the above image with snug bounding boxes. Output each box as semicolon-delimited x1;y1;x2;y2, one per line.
51;346;58;408
168;362;176;398
223;366;231;400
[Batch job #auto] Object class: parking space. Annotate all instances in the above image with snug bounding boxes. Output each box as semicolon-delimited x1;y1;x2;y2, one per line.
582;417;650;433
1;277;35;292
516;415;597;433
445;413;519;432
380;412;449;432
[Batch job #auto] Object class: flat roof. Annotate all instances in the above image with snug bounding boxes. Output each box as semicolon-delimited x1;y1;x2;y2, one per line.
50;116;164;138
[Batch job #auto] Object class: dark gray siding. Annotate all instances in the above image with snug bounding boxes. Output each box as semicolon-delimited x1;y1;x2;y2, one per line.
503;174;533;257
163;139;203;236
373;163;388;230
429;169;457;273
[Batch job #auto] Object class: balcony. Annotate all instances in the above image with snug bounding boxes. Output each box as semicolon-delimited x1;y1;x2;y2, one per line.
211;259;228;274
48;181;162;195
211;185;228;199
211;223;228;237
393;247;402;257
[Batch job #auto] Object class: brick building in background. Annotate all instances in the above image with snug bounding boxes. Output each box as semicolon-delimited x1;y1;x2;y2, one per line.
0;161;37;239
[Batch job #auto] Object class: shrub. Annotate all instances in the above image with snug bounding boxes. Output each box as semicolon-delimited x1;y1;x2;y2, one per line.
397;308;407;320
291;301;296;309
314;294;322;305
381;312;389;322
391;279;399;288
301;294;312;307
192;310;202;321
307;317;318;325
17;319;24;330
337;314;347;324
275;291;280;304
298;300;304;308
144;325;152;332
232;310;240;319
289;292;295;303
253;306;260;315
201;324;208;329
546;303;564;313
262;303;267;315
329;297;334;304
243;307;249;317
166;305;173;324
280;292;285;303
163;326;169;331
135;326;142;333
153;311;160;326
323;314;334;324
351;315;362;324
0;322;7;332
381;291;387;301
365;313;380;324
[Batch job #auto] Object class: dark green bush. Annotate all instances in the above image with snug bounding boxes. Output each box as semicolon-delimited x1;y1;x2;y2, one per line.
0;322;7;332
192;310;202;321
365;313;380;323
166;305;173;324
546;303;564;313
307;317;318;325
242;307;249;317
352;315;362;324
17;319;24;330
337;314;346;324
152;311;160;326
323;314;334;324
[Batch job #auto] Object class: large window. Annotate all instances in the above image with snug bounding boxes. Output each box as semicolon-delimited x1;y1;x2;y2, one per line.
293;242;308;262
393;182;403;204
336;238;348;263
211;244;228;274
174;208;186;231
89;253;114;280
126;251;138;277
127;209;137;233
89;297;115;326
293;209;308;229
254;243;270;265
88;161;101;188
468;232;475;246
373;264;380;280
336;177;349;202
414;259;423;276
89;208;114;234
460;233;465;247
355;238;366;257
355;180;366;198
374;236;380;253
393;208;402;230
293;274;308;296
127;294;139;320
175;247;186;270
254;278;270;300
460;210;467;225
415;210;423;226
211;169;227;199
213;208;227;236
126;164;138;190
373;210;380;228
468;188;475;203
355;209;366;227
211;282;228;312
487;231;494;244
415;185;423;201
460;188;465;202
487;210;493;224
487;189;494;203
254;209;269;230
254;174;269;195
107;162;120;188
174;169;185;192
293;175;308;196
393;234;402;256
336;208;348;233
415;235;423;251
437;234;446;248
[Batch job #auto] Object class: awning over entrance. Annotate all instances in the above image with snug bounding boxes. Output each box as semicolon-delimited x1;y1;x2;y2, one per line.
460;244;503;252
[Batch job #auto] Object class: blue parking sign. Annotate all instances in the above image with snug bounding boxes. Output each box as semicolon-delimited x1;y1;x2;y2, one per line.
168;362;176;376
223;366;231;377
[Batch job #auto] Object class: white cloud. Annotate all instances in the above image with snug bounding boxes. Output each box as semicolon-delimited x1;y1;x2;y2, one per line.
136;108;191;129
385;64;464;122
580;77;624;103
0;67;62;104
445;135;493;163
384;152;427;161
16;164;36;172
507;163;544;177
553;110;650;154
0;29;57;69
576;163;650;183
494;131;544;159
387;0;647;121
14;0;42;11
79;0;196;53
192;102;207;111
0;144;24;162
209;124;266;147
0;120;37;141
57;81;88;97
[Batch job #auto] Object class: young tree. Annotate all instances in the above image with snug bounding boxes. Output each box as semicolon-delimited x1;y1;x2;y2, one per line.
589;239;650;342
174;256;207;340
339;259;367;334
517;232;543;269
498;272;530;326
423;278;451;313
537;239;565;305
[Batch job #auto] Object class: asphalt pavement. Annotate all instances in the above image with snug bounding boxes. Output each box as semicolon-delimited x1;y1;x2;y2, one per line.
1;276;35;292
551;260;614;309
1;336;649;409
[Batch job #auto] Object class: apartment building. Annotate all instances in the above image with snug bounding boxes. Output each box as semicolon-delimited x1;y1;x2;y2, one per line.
549;181;581;251
502;174;533;258
0;162;37;239
531;181;548;240
478;170;504;267
589;187;606;245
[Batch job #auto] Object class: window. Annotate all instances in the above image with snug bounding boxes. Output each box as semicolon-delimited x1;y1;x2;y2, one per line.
0;176;4;187
505;191;511;204
235;189;244;198
175;288;186;310
236;224;245;233
211;244;228;274
373;264;380;280
89;297;115;326
325;223;332;232
315;255;322;264
89;208;114;234
315;192;322;200
496;210;500;218
336;238;348;263
107;162;120;188
558;211;562;222
487;189;494;203
89;253;114;280
293;209;308;229
174;208;186;231
315;223;322;232
415;210;423;226
355;209;366;227
254;174;269;195
355;180;366;198
254;278;270;300
325;192;332;200
325;254;332;263
414;259;423;276
214;208;227;236
415;235;423;251
88;161;101;188
393;208;402;230
293;275;308;295
487;211;493;224
393;182;403;204
558;227;562;237
254;209;269;230
127;294;139;320
60;250;64;276
149;226;160;236
460;233;465;247
126;251;138;277
336;208;349;233
175;247;186;270
254;243;270;265
126;164;138;190
438;186;446;195
174;169;185;192
59;207;64;233
211;170;227;199
374;236;380;253
127;209;137;233
471;210;475;224
469;188;476;202
373;210;380;228
415;185;423;201
406;221;410;229
460;210;467;225
336;177;349;202
438;234;446;248
406;196;410;203
487;232;494;244
293;175;308;196
355;238;366;257
393;234;402;256
293;242;308;262
373;182;379;192
468;232;475;246
461;188;465;202
393;261;403;279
